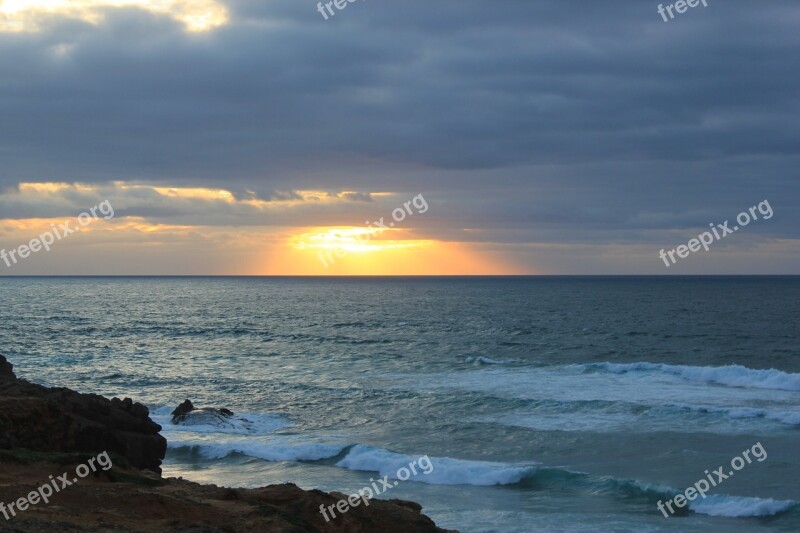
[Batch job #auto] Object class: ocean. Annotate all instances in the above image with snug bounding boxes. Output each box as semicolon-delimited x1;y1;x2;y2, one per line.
1;276;798;532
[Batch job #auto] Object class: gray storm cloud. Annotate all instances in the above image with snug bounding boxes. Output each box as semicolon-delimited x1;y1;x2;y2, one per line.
0;0;797;273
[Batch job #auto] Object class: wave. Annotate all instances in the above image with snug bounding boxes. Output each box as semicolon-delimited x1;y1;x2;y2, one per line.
387;363;800;436
465;356;514;365
169;438;347;462
152;407;293;436
578;475;797;519
336;445;535;486
168;436;536;487
475;399;800;434
164;432;799;519
581;362;800;391
689;405;800;427
334;451;799;517
689;494;796;518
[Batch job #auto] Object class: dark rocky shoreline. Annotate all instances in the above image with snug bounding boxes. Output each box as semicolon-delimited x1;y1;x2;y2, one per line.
0;356;455;532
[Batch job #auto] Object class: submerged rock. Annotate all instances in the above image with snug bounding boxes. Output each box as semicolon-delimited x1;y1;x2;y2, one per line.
171;399;238;427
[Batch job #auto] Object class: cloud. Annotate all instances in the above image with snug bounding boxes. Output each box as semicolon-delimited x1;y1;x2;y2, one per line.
0;182;400;226
0;0;228;32
0;0;798;273
0;0;796;185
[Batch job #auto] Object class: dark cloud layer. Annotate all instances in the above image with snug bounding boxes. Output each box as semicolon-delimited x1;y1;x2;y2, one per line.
0;0;798;270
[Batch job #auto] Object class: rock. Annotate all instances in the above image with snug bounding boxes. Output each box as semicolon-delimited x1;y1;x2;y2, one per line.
171;398;195;419
171;399;238;428
0;355;14;379
0;354;167;473
0;462;458;532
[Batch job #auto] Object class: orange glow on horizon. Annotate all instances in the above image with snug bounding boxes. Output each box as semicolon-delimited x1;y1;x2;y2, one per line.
255;226;520;276
290;227;435;253
0;217;523;275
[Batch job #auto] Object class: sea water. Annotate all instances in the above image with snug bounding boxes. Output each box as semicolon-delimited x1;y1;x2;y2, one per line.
1;276;798;532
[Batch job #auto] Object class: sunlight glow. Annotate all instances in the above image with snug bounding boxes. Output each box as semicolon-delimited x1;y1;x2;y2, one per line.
272;226;517;275
152;186;236;202
0;0;229;32
12;182;384;209
18;182;99;195
244;190;393;209
290;227;434;254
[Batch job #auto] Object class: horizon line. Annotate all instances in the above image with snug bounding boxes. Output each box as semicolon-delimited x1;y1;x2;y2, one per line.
1;274;799;278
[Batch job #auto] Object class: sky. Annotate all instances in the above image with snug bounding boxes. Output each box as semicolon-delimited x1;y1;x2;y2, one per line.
0;0;798;275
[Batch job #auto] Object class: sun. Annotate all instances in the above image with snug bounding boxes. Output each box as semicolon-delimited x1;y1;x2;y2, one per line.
289;227;434;255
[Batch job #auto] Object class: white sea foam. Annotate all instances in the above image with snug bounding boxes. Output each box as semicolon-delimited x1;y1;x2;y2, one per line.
464;356;513;365
692;405;800;426
604;479;796;519
477;356;513;365
168;438;536;486
152;407;293;436
385;362;800;434
169;437;347;462
157;406;341;462
689;494;796;518
336;445;536;486
474;399;800;433
585;362;800;391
